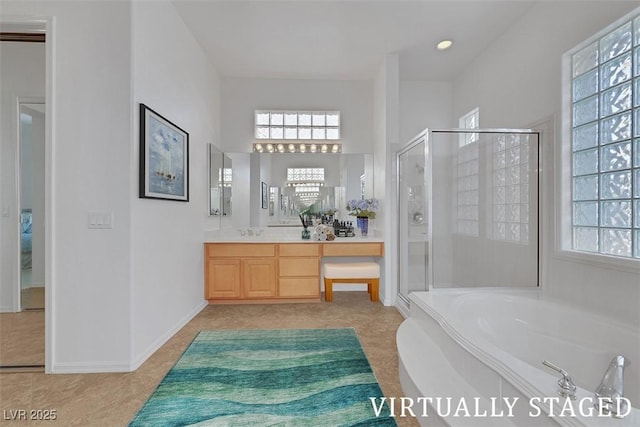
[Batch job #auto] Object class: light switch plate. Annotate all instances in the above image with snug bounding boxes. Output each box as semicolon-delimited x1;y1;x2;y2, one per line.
88;212;113;229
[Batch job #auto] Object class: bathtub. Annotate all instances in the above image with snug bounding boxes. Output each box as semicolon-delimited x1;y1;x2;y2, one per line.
397;289;639;427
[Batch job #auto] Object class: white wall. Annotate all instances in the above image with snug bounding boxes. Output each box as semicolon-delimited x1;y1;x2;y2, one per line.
373;54;400;304
399;81;453;143
2;1;134;371
0;42;45;310
220;77;374;153
451;1;640;325
130;0;220;368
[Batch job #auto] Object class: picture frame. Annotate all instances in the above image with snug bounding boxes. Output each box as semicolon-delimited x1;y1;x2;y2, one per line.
261;181;268;209
139;103;189;202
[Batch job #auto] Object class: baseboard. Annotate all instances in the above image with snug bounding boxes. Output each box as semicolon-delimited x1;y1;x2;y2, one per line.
0;305;16;313
129;300;207;371
51;361;132;374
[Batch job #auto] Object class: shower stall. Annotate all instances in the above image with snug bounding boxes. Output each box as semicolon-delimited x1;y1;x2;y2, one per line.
396;129;540;307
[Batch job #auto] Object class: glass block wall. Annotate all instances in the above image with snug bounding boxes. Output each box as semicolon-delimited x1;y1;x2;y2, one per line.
571;15;640;258
492;134;530;243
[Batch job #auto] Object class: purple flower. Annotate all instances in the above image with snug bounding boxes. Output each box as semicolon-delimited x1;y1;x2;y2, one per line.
346;198;379;218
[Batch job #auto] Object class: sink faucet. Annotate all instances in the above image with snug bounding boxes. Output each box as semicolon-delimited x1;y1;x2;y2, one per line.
246;228;254;236
594;355;630;418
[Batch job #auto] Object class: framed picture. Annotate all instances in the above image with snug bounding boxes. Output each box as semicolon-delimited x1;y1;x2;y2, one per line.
261;182;268;209
139;103;189;201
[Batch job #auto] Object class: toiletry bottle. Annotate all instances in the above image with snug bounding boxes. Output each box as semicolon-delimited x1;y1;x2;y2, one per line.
338;222;346;237
346;222;354;237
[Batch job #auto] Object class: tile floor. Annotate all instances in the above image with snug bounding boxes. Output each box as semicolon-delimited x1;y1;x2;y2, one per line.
0;311;44;368
0;292;418;426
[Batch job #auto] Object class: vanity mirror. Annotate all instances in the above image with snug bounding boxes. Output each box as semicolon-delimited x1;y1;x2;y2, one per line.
209;151;373;227
208;145;232;217
266;153;372;226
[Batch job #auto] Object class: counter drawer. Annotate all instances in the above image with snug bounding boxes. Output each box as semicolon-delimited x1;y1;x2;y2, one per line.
279;257;319;277
322;242;383;257
279;278;320;298
206;243;275;258
279;243;320;257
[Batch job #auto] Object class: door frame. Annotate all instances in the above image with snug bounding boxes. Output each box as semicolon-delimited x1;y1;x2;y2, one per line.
2;14;55;372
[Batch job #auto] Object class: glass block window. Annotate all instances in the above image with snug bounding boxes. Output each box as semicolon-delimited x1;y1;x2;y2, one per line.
459;107;479;146
255;110;340;140
217;168;232;186
286;169;325;204
286;168;325;182
456;142;479;236
570;14;640;258
492;134;530;243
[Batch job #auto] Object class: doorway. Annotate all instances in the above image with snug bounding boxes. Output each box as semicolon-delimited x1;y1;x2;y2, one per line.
19;101;46;311
0;29;47;371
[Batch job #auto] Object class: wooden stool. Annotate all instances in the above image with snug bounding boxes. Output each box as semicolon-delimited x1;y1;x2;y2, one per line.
323;262;380;302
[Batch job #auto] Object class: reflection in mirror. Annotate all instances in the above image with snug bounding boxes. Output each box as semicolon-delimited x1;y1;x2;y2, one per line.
211;152;373;228
208;145;232;217
265;153;372;226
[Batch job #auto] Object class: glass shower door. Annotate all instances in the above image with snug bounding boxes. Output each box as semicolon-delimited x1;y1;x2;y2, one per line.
397;131;428;306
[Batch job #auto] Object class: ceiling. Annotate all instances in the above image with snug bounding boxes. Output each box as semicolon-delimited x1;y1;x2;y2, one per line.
172;0;537;81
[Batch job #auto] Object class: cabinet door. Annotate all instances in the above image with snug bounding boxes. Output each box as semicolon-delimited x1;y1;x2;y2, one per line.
242;258;276;298
206;258;241;299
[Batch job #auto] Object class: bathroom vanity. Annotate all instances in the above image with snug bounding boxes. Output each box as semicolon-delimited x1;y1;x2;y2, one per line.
204;236;383;304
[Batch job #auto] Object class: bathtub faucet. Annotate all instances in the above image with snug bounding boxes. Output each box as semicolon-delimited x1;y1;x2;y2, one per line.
594;355;630;418
542;360;576;399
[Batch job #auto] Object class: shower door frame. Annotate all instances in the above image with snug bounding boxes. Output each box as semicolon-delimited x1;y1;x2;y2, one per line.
395;129;430;308
395;128;541;307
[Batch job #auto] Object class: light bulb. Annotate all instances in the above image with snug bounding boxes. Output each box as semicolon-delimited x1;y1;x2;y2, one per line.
436;39;453;51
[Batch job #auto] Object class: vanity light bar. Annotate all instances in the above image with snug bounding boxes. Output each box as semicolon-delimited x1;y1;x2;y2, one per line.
253;142;341;154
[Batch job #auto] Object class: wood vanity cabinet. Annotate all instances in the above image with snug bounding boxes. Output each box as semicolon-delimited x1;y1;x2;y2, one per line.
204;241;383;303
205;243;276;301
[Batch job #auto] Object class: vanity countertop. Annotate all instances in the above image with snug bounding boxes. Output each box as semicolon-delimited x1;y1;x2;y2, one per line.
204;228;383;243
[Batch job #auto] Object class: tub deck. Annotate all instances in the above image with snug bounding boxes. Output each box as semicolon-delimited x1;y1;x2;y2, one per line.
398;289;639;427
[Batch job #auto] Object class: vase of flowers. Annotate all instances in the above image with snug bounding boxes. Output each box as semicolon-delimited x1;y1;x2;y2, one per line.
356;216;369;236
346;198;378;237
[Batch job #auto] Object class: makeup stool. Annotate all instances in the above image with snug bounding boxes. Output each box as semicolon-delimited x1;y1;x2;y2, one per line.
323;262;380;302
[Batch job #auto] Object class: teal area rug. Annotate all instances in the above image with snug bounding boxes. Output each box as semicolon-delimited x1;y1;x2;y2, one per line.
129;328;396;426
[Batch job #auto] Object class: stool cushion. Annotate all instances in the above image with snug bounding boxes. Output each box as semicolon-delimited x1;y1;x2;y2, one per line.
323;262;380;279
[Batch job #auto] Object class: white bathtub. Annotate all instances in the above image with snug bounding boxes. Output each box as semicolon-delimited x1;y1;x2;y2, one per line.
397;289;639;427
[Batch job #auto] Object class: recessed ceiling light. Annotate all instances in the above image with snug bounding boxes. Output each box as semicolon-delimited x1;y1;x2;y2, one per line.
436;40;453;51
